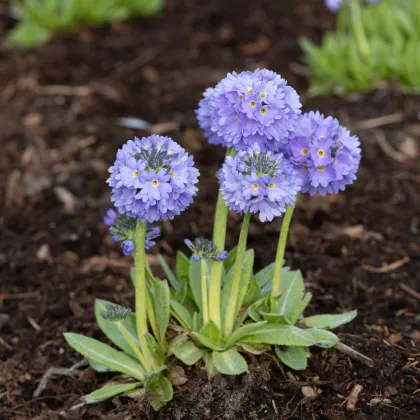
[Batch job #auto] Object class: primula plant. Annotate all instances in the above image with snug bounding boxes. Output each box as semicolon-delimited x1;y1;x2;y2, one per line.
6;0;163;48
301;0;420;95
65;69;362;410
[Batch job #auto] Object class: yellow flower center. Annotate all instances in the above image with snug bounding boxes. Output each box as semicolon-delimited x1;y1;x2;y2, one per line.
170;172;175;178
247;87;253;93
152;180;159;186
250;101;256;107
319;135;325;139
269;183;275;189
133;170;139;177
238;95;243;100
237;114;241;120
318;166;325;171
260;93;266;98
301;148;308;156
260;108;267;115
317;150;325;157
252;183;259;190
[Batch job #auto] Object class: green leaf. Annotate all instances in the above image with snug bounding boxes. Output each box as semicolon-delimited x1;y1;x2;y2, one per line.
288;292;312;325
170;299;193;330
172;340;205;365
276;270;305;318
240;324;316;347
6;23;52;48
213;349;248;375
146;375;173;411
190;332;225;351
95;299;138;358
154;280;170;340
247;306;262;322
238;342;270;355
261;312;291;324
307;328;339;348
188;258;202;310
84;382;142;403
199;321;221;342
275;346;308;370
255;262;275;289
88;359;114;373
176;251;190;281
225;321;268;348
158;255;179;290
64;333;146;381
302;310;357;330
243;275;262;306
223;247;237;272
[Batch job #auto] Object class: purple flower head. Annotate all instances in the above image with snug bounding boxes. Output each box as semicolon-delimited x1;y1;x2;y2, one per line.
196;69;302;152
104;208;160;254
218;145;302;222
185;238;228;261
287;111;361;196
107;135;199;222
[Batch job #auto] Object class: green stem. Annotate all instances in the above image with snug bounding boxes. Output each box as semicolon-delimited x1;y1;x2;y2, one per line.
350;0;369;56
271;205;296;300
209;148;234;328
201;259;209;325
117;322;148;373
337;1;348;35
133;220;156;372
223;213;251;338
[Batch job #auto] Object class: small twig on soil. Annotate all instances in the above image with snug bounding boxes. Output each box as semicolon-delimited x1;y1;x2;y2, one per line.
33;359;88;398
0;336;13;350
334;342;374;368
399;282;420;300
31;401;86;420
346;384;363;411
362;256;410;273
349;112;404;131
374;130;407;163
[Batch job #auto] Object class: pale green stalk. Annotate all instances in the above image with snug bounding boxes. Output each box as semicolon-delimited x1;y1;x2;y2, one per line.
116;322;148;371
222;213;251;338
271;205;296;300
350;0;370;56
201;259;209;324
133;220;156;372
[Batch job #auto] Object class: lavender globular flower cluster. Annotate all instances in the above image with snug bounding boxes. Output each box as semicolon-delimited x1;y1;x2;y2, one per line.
104;208;160;256
287;111;361;196
218;145;302;222
107;135;199;223
197;69;302;151
184;238;228;262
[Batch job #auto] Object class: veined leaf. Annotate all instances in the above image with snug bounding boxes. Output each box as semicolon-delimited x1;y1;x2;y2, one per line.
288;292;312;325
275;346;308;370
172;340;205;365
213;349;248;375
225;321;267;348
88;359;114;373
307;328;339;348
302;310;357;330
158;255;179;290
154;280;170;340
190;332;225;351
200;321;221;342
243;274;262;305
84;382;142;403
95;299;138;358
247;306;262;322
238;342;270;355
276;270;305;318
64;333;146;381
261;312;291;324
188;258;202;310
240;324;315;347
176;251;190;281
223;247;237;273
170;299;193;330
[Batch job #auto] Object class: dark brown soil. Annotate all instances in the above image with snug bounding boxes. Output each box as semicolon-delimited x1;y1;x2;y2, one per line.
0;0;419;419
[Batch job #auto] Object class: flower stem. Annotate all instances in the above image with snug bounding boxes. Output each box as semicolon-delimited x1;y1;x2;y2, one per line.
350;0;369;56
271;205;296;300
223;213;251;338
201;259;209;325
133;220;156;372
117;322;148;373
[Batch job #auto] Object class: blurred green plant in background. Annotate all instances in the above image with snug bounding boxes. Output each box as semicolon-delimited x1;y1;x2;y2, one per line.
301;0;420;95
6;0;162;48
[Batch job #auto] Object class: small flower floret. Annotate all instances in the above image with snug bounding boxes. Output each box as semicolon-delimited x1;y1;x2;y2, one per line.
107;135;199;222
197;69;302;151
101;303;132;322
288;111;361;196
184;238;228;261
218;145;302;222
104;208;160;255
